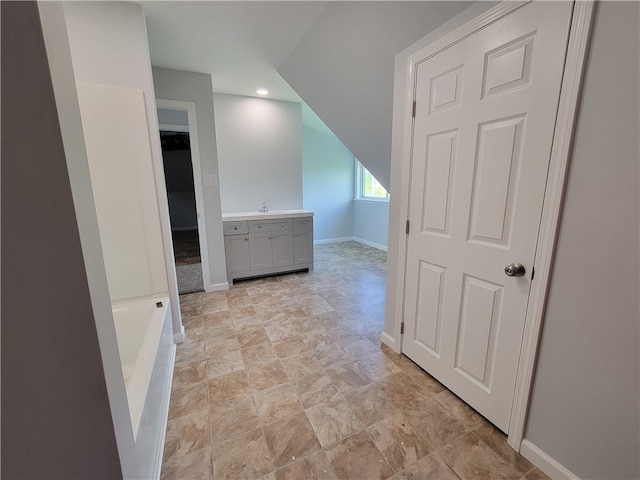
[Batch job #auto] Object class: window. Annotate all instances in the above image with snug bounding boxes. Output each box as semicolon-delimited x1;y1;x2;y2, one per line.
355;160;390;201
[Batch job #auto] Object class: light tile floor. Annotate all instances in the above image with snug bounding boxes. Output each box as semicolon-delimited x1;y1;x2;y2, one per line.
161;242;549;480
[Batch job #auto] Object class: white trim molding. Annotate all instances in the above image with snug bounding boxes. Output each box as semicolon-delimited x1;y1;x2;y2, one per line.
156;99;212;341
314;237;354;245
205;282;229;293
380;331;396;350
314;236;388;252
353;237;387;252
520;440;580;480
508;0;595;450
158;122;189;133
386;0;594;457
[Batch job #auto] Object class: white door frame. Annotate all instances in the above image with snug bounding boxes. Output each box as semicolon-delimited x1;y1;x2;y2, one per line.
385;0;594;450
156;99;212;300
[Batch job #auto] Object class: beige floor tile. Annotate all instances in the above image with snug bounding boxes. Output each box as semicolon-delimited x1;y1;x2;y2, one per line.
299;328;335;350
274;450;337;480
209;395;261;444
246;360;289;391
263;411;322;469
312;343;358;369
207;370;252;407
392;452;459;480
305;398;362;447
237;325;271;348
291;373;341;409
175;341;206;365
378;372;440;409
440;432;524;480
473;422;534;476
163;243;530;480
212;428;272;480
254;382;302;425
280;351;324;383
242;341;280;366
403;398;468;448
366;412;432;472
324;431;395;480
163;408;210;463
325;361;373;394
168;382;209;421
273;336;309;358
434;389;484;430
344;384;399;427
172;359;207;387
522;467;551;480
205;349;244;379
161;446;212;480
265;322;298;342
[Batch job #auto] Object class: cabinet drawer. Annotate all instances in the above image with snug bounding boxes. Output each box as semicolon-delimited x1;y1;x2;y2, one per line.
294;217;313;231
248;219;292;233
223;221;248;235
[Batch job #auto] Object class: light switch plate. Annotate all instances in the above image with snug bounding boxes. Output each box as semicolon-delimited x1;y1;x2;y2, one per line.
203;174;218;187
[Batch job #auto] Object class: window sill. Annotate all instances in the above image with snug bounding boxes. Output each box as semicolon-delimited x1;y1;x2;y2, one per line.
353;198;390;205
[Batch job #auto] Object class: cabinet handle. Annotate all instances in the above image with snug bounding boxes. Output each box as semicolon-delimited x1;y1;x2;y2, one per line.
234;226;238;230
281;223;286;226
245;238;248;241
294;233;298;237
272;235;277;239
258;225;262;229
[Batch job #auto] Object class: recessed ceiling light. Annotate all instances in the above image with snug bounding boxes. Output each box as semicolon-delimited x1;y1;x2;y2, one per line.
256;88;269;95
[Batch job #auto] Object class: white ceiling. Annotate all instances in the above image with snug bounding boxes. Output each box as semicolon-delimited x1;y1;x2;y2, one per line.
141;1;329;104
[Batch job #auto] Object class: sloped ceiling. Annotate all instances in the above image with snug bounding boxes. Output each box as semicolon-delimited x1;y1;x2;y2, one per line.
279;1;474;189
142;1;475;190
143;1;328;102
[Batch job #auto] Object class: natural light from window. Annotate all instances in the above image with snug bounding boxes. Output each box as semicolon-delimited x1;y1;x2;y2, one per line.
356;160;390;201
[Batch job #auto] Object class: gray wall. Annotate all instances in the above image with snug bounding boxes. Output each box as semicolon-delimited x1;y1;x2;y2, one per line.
524;3;640;479
214;93;303;213
302;126;355;242
153;66;229;289
1;2;122;477
279;1;473;190
354;201;389;250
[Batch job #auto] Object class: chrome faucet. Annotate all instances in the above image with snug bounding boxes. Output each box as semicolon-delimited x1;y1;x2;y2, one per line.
259;202;268;212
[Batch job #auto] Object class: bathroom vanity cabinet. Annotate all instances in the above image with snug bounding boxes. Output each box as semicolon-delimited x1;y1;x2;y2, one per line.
222;211;313;283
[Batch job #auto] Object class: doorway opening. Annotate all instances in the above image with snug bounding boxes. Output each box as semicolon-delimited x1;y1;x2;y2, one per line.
158;108;204;294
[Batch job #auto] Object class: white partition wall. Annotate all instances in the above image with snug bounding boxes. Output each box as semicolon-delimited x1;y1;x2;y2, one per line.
77;84;168;300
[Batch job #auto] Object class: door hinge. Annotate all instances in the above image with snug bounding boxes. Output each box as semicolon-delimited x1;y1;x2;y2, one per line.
531;266;535;281
412;101;416;118
400;322;405;335
405;220;410;234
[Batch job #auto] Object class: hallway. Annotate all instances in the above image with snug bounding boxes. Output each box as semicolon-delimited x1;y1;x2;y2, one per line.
161;242;546;480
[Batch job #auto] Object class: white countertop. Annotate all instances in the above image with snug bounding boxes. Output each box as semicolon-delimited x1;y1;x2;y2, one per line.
222;209;314;222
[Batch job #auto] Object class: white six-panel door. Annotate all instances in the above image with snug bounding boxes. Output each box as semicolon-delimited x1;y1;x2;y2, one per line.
402;1;574;432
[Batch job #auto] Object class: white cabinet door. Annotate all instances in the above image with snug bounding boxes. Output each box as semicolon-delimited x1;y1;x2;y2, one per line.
249;232;273;270
224;235;250;274
293;230;313;264
402;1;573;432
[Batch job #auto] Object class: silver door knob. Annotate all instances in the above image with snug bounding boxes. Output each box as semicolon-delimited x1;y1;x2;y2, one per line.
504;263;526;277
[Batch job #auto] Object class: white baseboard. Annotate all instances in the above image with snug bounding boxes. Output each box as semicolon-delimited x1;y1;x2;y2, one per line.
314;237;355;245
520;440;580;480
205;282;229;293
174;324;185;344
380;331;396;350
153;342;176;480
314;236;389;252
353;237;388;252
